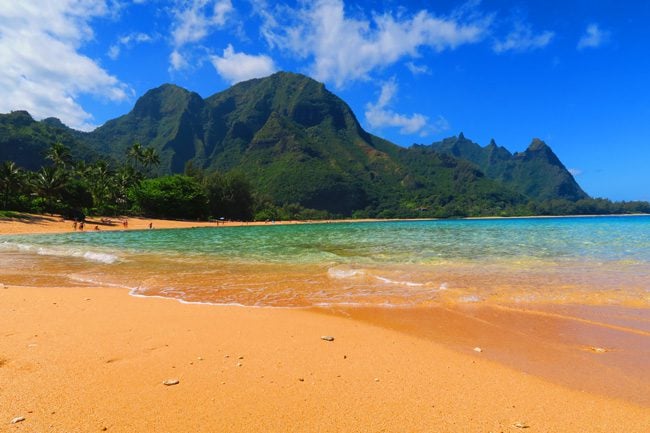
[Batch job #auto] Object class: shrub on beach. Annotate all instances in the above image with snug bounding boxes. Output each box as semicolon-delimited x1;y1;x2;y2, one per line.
132;175;208;219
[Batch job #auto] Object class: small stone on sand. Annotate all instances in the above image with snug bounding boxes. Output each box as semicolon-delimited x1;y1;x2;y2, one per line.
238;356;244;360
473;347;483;353
513;421;529;429
197;357;203;361
298;378;304;382
237;362;243;367
374;378;380;382
321;335;335;342
11;416;25;424
590;346;607;353
163;379;179;386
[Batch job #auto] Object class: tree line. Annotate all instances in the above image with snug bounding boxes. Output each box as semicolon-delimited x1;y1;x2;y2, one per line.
0;141;338;221
1;141;649;221
0;142;260;221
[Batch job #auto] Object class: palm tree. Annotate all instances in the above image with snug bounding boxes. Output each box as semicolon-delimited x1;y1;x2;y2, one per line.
112;165;140;213
0;161;23;210
46;142;72;170
127;142;144;170
141;147;160;175
84;161;114;211
31;166;68;213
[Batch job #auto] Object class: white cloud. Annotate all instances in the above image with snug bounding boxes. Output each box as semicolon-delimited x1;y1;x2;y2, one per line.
0;1;130;130
568;168;583;177
577;24;609;50
210;44;276;84
260;0;491;88
171;0;232;45
169;49;189;71
365;79;447;136
493;23;554;53
108;32;153;60
406;62;431;75
169;0;234;70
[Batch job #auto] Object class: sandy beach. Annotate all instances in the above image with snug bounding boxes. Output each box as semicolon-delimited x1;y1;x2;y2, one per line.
1;214;649;432
0;213;311;235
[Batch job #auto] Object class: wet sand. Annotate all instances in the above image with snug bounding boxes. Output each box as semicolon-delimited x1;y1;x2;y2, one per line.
1;285;649;432
338;304;650;406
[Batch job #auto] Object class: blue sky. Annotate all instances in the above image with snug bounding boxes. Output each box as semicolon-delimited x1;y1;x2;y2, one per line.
1;1;649;201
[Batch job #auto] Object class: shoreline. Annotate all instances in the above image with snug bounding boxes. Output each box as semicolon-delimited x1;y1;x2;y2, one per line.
2;213;649;430
1;284;648;432
1;212;648;237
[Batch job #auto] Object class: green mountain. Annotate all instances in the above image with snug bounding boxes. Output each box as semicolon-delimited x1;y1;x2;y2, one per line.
428;133;588;201
78;72;531;214
0;110;95;169
0;71;589;216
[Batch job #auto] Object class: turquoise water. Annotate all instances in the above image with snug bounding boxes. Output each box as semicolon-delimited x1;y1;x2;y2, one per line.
1;216;649;307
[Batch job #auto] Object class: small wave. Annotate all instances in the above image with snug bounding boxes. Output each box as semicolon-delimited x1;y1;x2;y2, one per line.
81;251;119;264
1;241;119;264
458;295;482;303
327;266;365;279
374;275;424;287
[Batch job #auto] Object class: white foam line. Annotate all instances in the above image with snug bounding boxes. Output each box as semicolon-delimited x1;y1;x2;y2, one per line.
126;287;307;310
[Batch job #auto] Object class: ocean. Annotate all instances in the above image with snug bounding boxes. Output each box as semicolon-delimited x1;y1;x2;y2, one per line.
1;216;649;308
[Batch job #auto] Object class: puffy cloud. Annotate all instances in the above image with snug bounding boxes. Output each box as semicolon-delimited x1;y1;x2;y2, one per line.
577;24;609;50
568;168;583;177
493;23;554;53
0;1;130;130
169;49;189;71
108;32;153;60
365;79;447;136
210;44;276;84
171;0;233;46
169;0;234;70
260;0;491;88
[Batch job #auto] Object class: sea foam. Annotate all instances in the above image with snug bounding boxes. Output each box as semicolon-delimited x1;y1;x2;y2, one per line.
1;241;119;264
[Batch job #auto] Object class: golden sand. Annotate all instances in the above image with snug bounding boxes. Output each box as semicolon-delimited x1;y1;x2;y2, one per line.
2;285;649;432
0;213;311;235
1;214;649;432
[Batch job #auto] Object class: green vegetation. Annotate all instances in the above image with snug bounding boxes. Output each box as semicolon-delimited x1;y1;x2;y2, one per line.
1;71;648;220
134;175;208;219
428;134;588;201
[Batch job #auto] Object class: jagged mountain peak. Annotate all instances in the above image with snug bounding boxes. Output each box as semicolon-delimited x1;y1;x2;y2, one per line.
527;138;548;151
429;134;587;201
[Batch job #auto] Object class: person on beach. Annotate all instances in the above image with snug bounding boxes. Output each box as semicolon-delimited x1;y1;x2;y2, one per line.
79;221;84;231
94;225;100;231
148;222;153;229
73;221;77;231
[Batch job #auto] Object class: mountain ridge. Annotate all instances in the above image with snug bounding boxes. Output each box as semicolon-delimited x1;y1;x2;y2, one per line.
427;133;588;201
0;71;589;216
